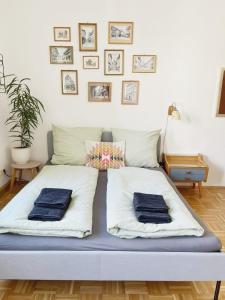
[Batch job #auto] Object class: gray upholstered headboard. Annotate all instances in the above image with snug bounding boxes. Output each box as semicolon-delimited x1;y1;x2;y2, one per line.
47;131;161;162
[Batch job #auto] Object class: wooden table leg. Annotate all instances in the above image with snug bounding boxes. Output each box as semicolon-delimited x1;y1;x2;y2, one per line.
34;168;38;176
10;168;17;193
198;182;202;198
30;168;36;179
18;169;22;181
192;182;196;189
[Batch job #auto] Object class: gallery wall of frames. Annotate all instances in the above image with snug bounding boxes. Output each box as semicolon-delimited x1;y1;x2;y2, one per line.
50;22;157;105
2;0;225;186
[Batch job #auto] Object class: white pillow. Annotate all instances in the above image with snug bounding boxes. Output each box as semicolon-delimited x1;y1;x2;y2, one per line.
51;125;102;165
112;128;161;167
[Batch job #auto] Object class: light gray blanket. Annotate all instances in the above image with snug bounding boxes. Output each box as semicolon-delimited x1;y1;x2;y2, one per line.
0;165;98;237
107;167;204;239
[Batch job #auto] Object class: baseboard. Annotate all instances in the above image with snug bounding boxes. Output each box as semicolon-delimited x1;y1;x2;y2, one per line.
0;180;10;196
177;185;225;189
203;186;225;189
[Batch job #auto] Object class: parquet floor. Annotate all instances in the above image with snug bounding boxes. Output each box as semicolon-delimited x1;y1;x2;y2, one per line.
0;182;225;300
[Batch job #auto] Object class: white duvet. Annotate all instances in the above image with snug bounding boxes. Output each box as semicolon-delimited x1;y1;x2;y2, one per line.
0;165;98;238
107;167;204;239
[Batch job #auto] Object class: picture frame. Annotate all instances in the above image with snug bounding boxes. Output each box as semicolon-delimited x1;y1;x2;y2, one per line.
79;23;97;51
61;70;78;95
83;56;99;69
49;46;73;64
108;22;133;44
132;55;157;73
216;68;225;117
121;80;139;105
104;49;124;75
88;82;112;102
53;27;71;42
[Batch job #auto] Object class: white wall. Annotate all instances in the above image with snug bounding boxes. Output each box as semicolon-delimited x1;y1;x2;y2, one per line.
0;9;11;186
0;0;225;185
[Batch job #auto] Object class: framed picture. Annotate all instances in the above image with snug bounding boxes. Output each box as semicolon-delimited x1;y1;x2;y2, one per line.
132;55;157;73
216;68;225;117
83;56;99;69
61;70;78;95
79;23;97;51
88;82;112;102
122;81;139;105
53;27;71;41
104;49;124;75
108;22;133;44
49;46;73;64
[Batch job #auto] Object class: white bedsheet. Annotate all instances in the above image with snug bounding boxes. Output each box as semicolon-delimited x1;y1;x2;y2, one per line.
0;165;98;238
107;167;204;239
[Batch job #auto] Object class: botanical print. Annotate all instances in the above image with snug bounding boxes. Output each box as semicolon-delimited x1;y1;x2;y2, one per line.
108;22;133;44
133;55;157;73
104;50;124;75
88;82;111;102
83;56;99;69
50;46;73;64
122;81;139;105
54;27;71;41
79;23;97;51
61;70;78;95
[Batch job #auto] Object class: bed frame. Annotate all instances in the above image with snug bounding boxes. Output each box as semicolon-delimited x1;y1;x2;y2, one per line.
0;131;225;300
0;251;224;299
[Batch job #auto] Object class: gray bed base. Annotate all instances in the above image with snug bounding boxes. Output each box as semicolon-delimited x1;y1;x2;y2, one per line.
0;251;224;299
0;131;225;300
0;251;225;281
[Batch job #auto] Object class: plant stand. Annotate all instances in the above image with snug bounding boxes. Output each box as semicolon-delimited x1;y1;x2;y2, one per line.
10;161;41;193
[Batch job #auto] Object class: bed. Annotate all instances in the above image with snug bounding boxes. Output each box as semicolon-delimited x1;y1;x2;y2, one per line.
0;131;224;300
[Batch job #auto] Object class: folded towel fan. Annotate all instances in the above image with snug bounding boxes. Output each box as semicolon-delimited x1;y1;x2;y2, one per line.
133;192;168;213
28;206;66;221
34;188;72;210
135;211;172;224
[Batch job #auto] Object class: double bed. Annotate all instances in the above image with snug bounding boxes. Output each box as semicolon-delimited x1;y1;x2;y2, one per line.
0;132;224;300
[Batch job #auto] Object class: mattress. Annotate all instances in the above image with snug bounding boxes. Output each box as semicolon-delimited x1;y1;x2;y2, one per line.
0;168;221;252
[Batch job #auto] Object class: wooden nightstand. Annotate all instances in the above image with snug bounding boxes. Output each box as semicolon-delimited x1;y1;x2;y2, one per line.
164;154;209;197
10;160;41;193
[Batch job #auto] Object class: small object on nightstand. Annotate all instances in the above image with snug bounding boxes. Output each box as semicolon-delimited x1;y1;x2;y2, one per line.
164;154;209;197
10;160;41;193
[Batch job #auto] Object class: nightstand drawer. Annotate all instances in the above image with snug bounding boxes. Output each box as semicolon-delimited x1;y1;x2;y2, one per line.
170;168;206;181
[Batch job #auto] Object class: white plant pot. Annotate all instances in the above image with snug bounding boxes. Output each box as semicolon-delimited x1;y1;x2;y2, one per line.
11;147;31;164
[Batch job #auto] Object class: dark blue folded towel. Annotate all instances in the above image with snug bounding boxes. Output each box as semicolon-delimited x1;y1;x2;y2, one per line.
28;206;65;221
135;211;172;224
133;192;168;213
34;188;72;210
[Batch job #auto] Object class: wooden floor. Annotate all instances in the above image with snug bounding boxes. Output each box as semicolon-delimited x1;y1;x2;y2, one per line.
0;182;225;300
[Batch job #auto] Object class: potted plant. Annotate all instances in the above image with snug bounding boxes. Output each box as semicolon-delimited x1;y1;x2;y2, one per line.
5;77;45;164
